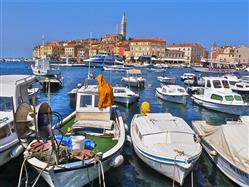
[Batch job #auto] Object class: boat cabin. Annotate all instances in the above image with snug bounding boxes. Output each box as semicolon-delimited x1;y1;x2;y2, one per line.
202;77;244;104
161;85;187;95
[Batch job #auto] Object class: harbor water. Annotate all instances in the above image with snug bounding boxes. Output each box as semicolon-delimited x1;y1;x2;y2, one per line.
0;62;240;187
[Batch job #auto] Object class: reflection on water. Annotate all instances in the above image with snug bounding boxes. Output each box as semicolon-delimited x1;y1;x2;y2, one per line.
0;62;239;187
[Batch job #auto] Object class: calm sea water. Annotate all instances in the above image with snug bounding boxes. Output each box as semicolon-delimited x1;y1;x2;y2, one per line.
0;62;239;187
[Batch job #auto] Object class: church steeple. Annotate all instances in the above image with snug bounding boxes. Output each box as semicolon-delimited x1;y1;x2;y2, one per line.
120;13;126;40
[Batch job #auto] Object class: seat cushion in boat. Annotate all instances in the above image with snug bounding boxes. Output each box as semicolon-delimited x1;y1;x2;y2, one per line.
73;120;114;130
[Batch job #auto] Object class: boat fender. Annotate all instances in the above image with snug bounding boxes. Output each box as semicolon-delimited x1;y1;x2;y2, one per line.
10;145;24;158
125;135;132;146
124;123;129;132
141;101;151;116
210;150;217;156
110;155;124;168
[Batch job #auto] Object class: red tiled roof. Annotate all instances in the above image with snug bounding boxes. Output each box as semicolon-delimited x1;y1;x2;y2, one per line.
130;38;166;43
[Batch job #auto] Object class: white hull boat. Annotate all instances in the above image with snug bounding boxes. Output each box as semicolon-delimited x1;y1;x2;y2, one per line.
24;76;126;187
193;120;249;187
131;113;202;185
191;77;249;115
192;94;249;115
0;75;36;166
156;85;188;104
157;76;176;84
122;69;145;88
113;87;139;105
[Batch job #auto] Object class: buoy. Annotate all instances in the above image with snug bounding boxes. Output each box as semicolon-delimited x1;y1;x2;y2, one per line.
10;145;24;158
125;135;132;146
141;101;151;116
210;150;217;156
110;155;124;167
124;123;129;132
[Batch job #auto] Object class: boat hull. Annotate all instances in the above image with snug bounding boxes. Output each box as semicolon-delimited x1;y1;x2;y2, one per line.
132;139;197;186
201;142;249;187
192;95;249;115
156;90;187;104
29;148;123;187
114;95;139;105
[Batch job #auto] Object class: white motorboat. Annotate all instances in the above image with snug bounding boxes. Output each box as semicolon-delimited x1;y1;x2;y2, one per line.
122;69;145;88
157;76;176;84
222;74;240;85
180;73;195;81
192;120;249;187
184;76;205;86
156;84;188;104
231;81;249;94
103;64;130;72
31;58;60;76
24;75;126;187
131;113;202;185
113;87;139;105
0;75;36;166
191;77;249;115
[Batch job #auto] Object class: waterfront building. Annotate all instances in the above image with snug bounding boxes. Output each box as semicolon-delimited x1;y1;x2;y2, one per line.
129;38;166;60
211;43;236;63
64;44;76;58
163;49;185;64
235;45;249;65
167;43;207;64
39;43;64;59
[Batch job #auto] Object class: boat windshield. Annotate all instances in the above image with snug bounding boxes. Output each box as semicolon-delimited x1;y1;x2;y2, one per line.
213;80;222;88
0;97;13;112
222;80;230;89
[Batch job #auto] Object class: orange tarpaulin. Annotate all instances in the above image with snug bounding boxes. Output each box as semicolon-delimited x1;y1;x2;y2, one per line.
96;74;114;108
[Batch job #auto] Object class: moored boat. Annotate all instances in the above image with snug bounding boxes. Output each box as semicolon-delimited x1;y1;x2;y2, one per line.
122;69;145;88
0;75;36;166
156;84;188;104
113;86;139;105
192;120;249;187
23;75;126;187
131;112;202;185
191;77;249;115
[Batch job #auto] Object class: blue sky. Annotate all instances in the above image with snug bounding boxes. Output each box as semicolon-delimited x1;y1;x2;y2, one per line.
0;0;248;58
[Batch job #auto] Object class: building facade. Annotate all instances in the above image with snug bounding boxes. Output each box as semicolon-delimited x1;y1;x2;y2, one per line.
235;45;249;65
167;43;207;64
129;38;166;60
211;44;236;63
163;49;185;64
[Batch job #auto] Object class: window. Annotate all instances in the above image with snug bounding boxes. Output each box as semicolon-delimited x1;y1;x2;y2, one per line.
213;80;222;88
207;80;211;88
80;95;92;107
222;80;230;88
225;95;234;101
234;95;242;101
211;94;223;101
0;97;13;112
